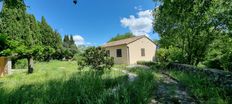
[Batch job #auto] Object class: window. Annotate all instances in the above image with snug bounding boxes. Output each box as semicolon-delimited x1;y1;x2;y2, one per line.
106;50;110;56
116;49;122;57
141;48;145;56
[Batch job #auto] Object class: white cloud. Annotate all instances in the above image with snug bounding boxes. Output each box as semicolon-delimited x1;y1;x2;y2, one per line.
73;35;85;46
73;35;93;46
120;10;153;36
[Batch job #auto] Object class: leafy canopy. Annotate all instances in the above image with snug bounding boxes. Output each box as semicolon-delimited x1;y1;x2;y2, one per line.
153;0;232;66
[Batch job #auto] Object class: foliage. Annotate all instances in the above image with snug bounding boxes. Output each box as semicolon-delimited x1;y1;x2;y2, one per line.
153;0;232;66
72;53;82;61
62;35;79;60
15;59;28;69
137;61;157;67
78;47;114;70
168;70;232;103
39;17;63;60
156;48;169;63
108;32;135;43
204;35;232;71
153;39;159;46
0;34;26;56
156;46;184;63
0;61;155;104
38;46;55;61
0;34;8;51
0;0;64;73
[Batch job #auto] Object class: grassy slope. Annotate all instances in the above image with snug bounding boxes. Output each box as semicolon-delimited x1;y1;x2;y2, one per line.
0;61;155;104
167;70;232;104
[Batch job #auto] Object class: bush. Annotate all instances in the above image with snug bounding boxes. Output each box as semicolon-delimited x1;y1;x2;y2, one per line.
137;61;156;66
15;59;28;69
204;50;232;71
77;47;114;70
220;53;232;71
156;46;184;63
203;58;224;70
72;53;82;61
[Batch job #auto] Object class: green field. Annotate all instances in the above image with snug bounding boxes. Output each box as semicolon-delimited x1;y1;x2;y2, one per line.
1;61;231;104
0;61;155;104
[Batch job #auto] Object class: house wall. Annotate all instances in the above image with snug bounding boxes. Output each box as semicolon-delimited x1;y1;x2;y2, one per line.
0;57;10;77
6;58;12;74
127;37;156;64
104;45;129;64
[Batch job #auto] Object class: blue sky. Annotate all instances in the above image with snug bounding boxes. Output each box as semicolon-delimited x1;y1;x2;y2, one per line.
0;0;159;46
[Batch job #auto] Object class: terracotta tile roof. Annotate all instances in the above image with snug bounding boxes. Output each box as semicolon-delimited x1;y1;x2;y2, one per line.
102;35;146;47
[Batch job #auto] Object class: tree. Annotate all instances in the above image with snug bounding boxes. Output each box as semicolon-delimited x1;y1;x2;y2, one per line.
0;0;44;73
70;35;75;46
204;35;232;71
39;16;54;47
0;0;65;72
51;31;63;60
0;34;18;56
108;32;135;43
39;16;63;61
62;35;78;60
77;47;114;71
153;0;232;66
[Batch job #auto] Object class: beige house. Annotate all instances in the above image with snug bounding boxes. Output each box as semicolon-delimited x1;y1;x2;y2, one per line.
102;35;156;64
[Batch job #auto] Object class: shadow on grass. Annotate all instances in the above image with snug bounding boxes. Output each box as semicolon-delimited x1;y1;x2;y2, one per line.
0;70;155;104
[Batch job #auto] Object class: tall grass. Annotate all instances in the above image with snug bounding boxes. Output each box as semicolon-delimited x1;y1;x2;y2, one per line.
168;70;232;104
0;61;155;104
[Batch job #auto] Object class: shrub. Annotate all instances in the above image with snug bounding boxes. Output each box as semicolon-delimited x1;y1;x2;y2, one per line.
137;61;156;66
156;46;184;63
77;47;114;70
72;53;82;61
204;50;232;71
15;59;28;69
156;48;169;63
220;53;232;71
203;58;224;70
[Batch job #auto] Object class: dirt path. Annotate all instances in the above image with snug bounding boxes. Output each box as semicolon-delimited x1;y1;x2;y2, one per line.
114;65;198;104
150;72;198;104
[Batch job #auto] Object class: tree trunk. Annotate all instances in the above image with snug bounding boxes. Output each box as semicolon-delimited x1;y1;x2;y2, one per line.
11;58;17;69
27;56;34;74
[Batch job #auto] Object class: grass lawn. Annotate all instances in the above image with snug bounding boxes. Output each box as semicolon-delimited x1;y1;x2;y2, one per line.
0;61;155;104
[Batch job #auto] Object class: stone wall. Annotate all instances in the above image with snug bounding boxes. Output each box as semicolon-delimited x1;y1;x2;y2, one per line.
167;63;232;88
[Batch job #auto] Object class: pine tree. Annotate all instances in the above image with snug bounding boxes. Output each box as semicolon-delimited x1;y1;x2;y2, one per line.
63;35;70;48
39;16;54;46
62;35;78;60
70;35;75;47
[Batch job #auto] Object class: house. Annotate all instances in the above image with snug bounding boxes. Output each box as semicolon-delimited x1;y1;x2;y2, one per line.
102;35;156;64
0;57;12;77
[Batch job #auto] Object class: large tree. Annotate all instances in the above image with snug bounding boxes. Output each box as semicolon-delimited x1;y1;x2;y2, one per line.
0;0;44;73
39;16;63;61
153;0;232;66
0;0;64;72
